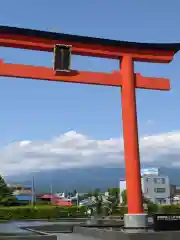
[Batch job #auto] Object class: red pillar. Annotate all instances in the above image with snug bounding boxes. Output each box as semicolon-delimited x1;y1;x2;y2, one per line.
121;55;143;214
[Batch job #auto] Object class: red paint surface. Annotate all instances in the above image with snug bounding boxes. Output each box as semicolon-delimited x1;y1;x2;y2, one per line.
0;61;170;90
0;28;175;214
121;56;143;213
0;34;175;63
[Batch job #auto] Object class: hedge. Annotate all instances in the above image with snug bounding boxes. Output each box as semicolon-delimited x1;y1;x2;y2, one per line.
1;204;180;220
0;206;87;220
159;204;180;214
147;204;180;214
116;204;180;215
115;206;128;215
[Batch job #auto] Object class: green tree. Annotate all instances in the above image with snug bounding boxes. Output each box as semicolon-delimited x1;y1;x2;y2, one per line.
0;175;12;200
107;188;119;214
73;189;77;196
108;188;119;197
93;188;101;197
95;195;103;216
147;202;159;214
1;196;17;206
121;189;127;205
87;192;93;197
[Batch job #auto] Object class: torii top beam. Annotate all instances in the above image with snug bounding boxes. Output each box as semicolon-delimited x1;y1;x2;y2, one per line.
0;26;180;63
0;26;179;91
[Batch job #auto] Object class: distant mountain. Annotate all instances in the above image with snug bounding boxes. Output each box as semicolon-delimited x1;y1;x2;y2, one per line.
4;167;180;193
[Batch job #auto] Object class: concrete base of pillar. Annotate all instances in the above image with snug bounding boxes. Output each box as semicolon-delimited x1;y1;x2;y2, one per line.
123;213;148;233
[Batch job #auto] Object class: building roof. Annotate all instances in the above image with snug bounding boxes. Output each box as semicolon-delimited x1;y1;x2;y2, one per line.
52;200;72;207
15;195;32;201
79;199;96;206
0;26;180;53
40;194;58;199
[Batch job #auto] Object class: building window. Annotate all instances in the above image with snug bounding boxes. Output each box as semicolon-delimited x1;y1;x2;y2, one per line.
154;188;166;193
146;178;150;182
154;178;161;184
155;198;166;204
161;178;165;184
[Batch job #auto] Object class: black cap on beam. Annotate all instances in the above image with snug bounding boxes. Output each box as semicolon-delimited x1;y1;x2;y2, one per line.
53;44;72;72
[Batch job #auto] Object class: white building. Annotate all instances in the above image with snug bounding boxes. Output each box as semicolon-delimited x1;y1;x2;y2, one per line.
119;168;170;204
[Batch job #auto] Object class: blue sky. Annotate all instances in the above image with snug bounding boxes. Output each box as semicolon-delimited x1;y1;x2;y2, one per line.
0;0;180;146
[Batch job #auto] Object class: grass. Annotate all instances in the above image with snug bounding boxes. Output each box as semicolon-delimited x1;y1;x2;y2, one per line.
0;220;9;223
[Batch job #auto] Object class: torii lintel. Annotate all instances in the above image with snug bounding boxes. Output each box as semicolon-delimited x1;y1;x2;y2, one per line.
0;60;170;90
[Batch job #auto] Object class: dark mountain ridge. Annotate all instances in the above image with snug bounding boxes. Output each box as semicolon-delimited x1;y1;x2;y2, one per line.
4;167;180;193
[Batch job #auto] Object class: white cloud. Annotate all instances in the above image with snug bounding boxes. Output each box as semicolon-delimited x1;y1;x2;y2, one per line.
1;130;180;176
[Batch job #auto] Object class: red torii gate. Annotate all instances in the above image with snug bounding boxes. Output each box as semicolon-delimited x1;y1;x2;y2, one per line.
0;26;179;228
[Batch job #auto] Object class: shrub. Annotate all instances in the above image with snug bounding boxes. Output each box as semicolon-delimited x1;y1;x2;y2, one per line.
159;204;180;214
118;206;128;215
147;203;159;214
0;205;87;220
110;206;128;216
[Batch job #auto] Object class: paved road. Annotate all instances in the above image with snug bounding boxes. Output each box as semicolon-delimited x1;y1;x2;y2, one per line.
56;233;101;240
0;223;33;234
15;221;82;227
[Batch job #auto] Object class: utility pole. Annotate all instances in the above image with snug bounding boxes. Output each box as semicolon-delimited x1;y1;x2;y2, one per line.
31;175;35;207
50;183;53;204
76;192;79;207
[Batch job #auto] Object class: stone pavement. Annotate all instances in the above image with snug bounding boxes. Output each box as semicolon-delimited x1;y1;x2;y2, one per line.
56;233;101;240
